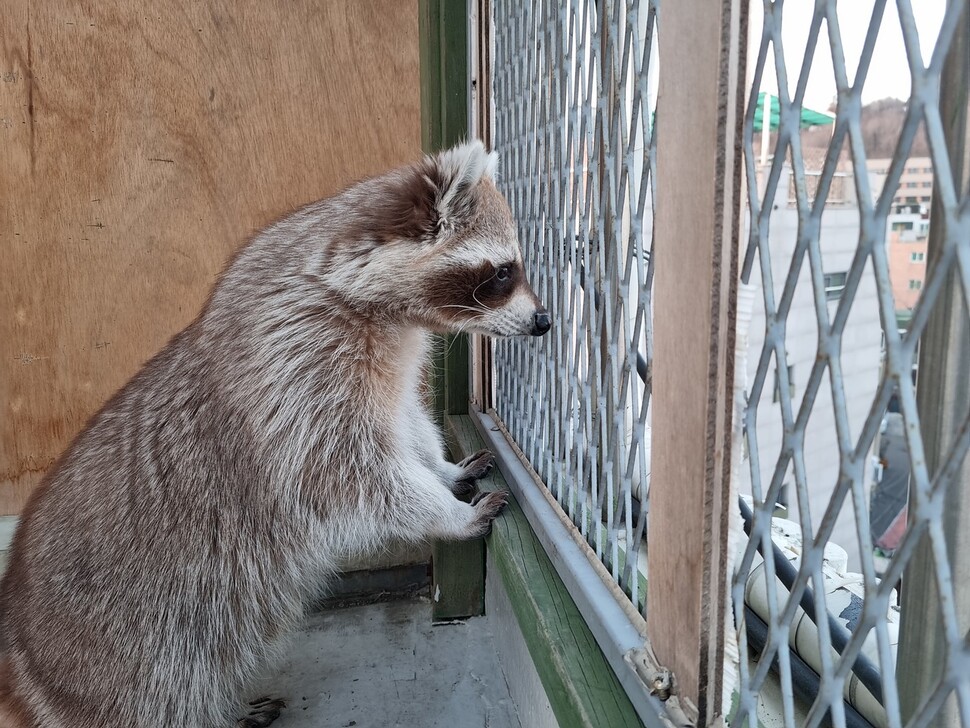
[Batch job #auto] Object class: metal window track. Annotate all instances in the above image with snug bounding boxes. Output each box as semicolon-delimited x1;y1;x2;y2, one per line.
471;408;688;728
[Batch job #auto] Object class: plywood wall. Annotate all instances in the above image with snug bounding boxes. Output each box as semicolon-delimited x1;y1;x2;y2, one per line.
0;0;421;514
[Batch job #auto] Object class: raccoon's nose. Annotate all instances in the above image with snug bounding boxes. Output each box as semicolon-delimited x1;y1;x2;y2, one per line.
531;310;551;336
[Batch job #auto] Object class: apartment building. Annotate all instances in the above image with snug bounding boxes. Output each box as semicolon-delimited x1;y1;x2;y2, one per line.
744;163;882;570
886;210;930;326
867;155;934;208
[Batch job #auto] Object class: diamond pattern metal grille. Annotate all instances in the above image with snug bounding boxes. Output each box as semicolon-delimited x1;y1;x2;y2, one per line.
489;0;968;724
491;0;658;614
733;2;970;727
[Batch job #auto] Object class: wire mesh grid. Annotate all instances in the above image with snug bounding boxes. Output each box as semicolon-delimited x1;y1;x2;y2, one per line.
490;0;658;615
489;0;968;723
734;2;970;727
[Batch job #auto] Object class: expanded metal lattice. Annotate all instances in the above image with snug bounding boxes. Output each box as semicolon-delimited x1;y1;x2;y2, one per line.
490;0;968;725
734;2;970;727
491;0;658;615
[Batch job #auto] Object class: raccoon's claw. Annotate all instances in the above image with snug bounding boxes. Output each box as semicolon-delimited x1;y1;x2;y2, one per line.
450;478;478;499
468;489;509;538
237;697;286;727
458;449;496;478
450;449;496;499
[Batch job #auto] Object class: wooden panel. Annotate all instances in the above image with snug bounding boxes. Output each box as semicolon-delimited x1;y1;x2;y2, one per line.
0;0;421;514
648;0;746;721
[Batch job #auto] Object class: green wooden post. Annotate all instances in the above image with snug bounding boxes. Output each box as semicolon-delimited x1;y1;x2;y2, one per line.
420;0;484;620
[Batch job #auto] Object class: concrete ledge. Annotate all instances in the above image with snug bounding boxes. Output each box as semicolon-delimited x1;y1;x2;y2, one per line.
335;539;430;573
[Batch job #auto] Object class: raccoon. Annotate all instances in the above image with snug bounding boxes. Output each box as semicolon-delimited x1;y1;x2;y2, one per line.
0;140;550;727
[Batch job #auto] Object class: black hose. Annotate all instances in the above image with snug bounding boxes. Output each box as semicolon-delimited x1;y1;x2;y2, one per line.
738;497;885;708
744;605;873;728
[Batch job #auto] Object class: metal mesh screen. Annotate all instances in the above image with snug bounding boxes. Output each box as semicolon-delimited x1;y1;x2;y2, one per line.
489;0;968;723
490;0;658;614
734;2;970;727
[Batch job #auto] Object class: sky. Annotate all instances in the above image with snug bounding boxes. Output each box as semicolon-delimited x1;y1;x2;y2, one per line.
749;0;949;113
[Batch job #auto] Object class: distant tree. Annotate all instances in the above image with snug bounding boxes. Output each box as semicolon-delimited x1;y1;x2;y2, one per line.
858;97;930;159
799;97;929;160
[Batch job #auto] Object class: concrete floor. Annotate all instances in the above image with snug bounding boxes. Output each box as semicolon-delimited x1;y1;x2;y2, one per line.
0;534;521;727
249;597;523;728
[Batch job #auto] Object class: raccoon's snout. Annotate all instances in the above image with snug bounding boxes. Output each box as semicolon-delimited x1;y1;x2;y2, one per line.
531;310;551;336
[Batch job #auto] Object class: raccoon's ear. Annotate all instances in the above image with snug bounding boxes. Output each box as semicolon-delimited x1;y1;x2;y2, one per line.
427;140;498;234
373;141;497;244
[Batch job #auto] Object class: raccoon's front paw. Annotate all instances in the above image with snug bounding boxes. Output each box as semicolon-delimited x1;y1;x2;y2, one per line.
451;449;496;497
467;489;509;538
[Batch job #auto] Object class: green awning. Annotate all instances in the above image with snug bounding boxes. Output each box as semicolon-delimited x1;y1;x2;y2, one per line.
753;92;834;132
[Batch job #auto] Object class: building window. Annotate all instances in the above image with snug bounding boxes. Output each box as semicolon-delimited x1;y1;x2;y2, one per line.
892;221;914;231
911;252;925;262
909;279;923;290
923;166;933;173
922;181;932;188
773;364;796;404
824;271;848;301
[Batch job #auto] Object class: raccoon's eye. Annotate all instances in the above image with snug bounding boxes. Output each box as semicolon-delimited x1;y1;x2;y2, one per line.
495;265;512;282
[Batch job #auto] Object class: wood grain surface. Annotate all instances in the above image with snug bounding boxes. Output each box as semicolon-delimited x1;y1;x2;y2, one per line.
0;0;421;514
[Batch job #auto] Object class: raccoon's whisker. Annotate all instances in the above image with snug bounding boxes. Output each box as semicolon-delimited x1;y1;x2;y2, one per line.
435;304;482;316
470;280;496;312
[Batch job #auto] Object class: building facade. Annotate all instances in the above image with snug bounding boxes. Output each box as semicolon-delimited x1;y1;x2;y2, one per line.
743;164;883;570
886;211;930;325
867;156;934;209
